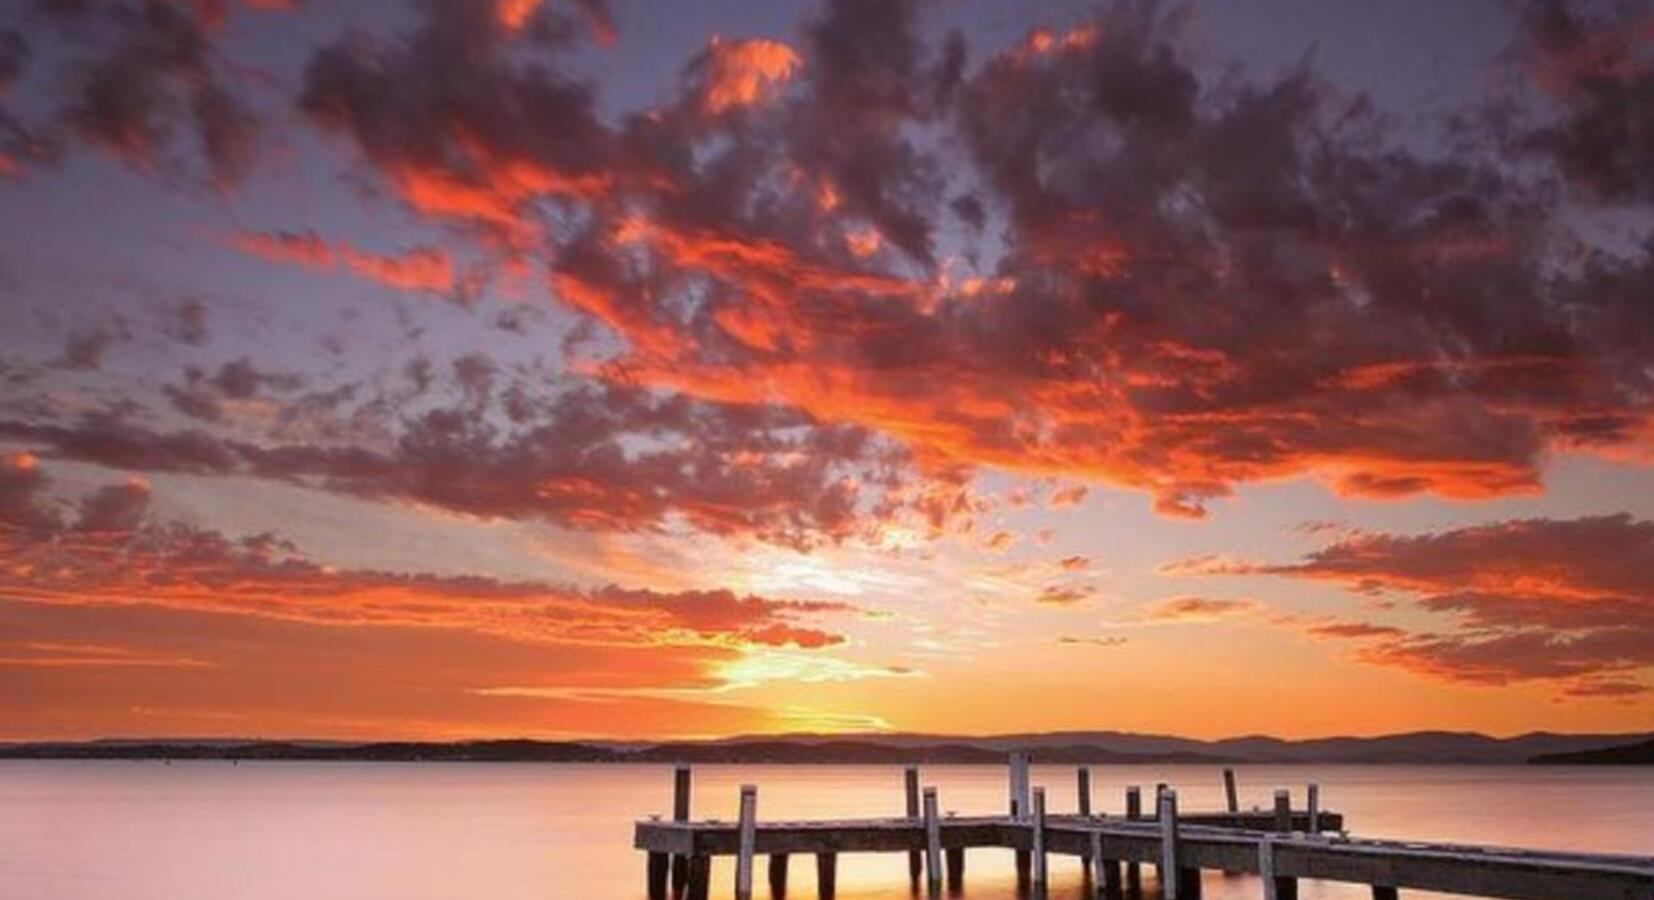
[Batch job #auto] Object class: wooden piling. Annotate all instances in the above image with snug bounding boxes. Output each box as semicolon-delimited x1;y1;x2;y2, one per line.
1032;786;1049;889
736;785;757;900
1124;786;1142;893
1307;784;1321;834
768;854;788;897
945;847;965;894
1159;789;1181;899
647;851;670;900
905;766;922;888
671;766;692;899
1259;836;1297;900
1223;768;1239;813
1273;789;1292;834
923;786;943;897
686;855;710;900
1009;751;1031;818
1077;766;1093;873
1371;888;1398;900
815;852;837;899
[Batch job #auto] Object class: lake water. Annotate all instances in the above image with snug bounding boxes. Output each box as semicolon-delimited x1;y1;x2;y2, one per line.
3;762;1651;900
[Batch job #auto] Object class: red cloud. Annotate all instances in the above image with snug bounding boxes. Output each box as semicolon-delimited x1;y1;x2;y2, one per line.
230;230;457;293
1223;515;1654;697
0;456;853;652
690;36;802;115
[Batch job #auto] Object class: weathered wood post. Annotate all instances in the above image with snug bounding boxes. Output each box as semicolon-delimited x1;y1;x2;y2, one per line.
1009;751;1032;817
945;847;966;894
923;786;943;897
1153;785;1168;886
671;766;692;899
815;852;837;899
905;766;922;888
735;785;757;900
1011;752;1032;888
1306;784;1320;834
1259;835;1297;900
1223;768;1239;813
768;854;788;897
1124;785;1142;894
1032;786;1049;891
686;855;711;900
1077;766;1093;875
1273;789;1292;833
647;848;670;900
1371;888;1399;900
1158;788;1181;899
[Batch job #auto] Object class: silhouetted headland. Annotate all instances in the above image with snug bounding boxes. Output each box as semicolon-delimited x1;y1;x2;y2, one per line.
4;729;1650;764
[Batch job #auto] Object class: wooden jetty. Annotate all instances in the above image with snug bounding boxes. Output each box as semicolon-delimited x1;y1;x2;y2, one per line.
634;758;1654;900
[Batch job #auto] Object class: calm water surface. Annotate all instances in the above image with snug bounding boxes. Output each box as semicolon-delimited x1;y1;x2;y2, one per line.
3;762;1651;900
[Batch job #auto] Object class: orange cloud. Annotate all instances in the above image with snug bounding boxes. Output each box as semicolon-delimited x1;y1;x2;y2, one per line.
1145;596;1257;622
229;230;456;293
1215;515;1654;697
696;36;802;114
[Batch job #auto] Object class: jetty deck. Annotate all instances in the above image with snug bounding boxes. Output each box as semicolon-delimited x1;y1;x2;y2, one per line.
632;757;1654;900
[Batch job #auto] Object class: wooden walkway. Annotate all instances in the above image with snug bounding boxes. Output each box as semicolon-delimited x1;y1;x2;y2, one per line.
632;758;1654;900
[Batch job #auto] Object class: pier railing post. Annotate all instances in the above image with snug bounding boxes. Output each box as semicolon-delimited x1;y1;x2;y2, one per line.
923;786;943;897
735;785;757;900
1011;752;1033;887
1259;835;1297;900
1274;789;1292;833
905;766;922;888
664;767;691;900
1077;766;1092;874
1032;786;1048;891
1306;784;1320;834
1223;768;1239;813
1159;788;1181;899
671;766;692;899
1124;786;1142;894
1009;751;1031;819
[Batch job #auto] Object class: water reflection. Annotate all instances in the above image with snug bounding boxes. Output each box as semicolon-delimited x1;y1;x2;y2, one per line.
1;762;1649;900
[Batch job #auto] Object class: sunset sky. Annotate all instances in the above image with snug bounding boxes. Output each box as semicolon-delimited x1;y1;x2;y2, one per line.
1;0;1652;741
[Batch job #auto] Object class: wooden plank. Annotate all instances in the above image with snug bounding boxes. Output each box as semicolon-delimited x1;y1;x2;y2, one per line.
922;787;943;897
735;785;757;900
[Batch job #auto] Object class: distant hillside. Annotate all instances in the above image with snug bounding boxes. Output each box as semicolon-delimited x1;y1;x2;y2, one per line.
3;730;1648;764
1531;737;1654;765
